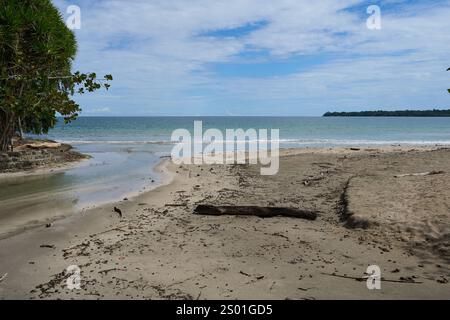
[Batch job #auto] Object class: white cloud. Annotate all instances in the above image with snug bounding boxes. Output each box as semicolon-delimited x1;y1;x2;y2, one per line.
52;0;450;115
85;107;111;114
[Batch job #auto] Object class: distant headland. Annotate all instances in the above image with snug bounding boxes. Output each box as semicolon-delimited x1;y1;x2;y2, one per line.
323;109;450;117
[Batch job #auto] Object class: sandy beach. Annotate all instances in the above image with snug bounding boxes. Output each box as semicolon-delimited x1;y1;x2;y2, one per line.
0;146;449;299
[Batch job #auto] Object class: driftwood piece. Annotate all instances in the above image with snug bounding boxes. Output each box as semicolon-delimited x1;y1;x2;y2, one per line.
322;272;422;284
394;171;445;178
194;205;317;220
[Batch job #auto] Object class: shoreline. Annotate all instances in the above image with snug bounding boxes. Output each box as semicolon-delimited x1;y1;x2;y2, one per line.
0;157;174;241
0;146;449;299
1;144;446;180
1;143;443;240
0;145;448;240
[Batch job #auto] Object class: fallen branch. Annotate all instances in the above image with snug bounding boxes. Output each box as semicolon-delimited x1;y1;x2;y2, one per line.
322;272;422;284
194;205;317;220
394;171;445;178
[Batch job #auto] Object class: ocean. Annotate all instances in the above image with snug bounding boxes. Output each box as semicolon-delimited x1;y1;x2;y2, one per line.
43;116;450;147
1;116;450;222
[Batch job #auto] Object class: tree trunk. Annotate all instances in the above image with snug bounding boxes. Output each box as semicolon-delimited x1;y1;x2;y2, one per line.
0;111;15;153
0;82;25;152
17;116;24;140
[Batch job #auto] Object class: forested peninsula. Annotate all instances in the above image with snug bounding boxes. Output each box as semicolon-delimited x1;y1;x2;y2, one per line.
323;109;450;117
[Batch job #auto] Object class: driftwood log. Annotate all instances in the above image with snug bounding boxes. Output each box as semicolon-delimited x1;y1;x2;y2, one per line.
194;205;317;220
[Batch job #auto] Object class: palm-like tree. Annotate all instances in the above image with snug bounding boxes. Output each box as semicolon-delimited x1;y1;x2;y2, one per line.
0;0;77;151
0;0;111;152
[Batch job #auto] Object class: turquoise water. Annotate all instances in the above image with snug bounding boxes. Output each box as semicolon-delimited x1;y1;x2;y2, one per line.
44;116;450;147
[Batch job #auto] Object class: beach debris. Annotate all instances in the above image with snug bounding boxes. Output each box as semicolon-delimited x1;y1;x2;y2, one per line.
302;175;325;186
40;244;55;249
193;205;317;220
239;271;265;280
114;207;123;218
45;223;52;228
350;148;361;151
394;171;445;178
98;268;126;275
436;276;448;284
322;272;422;284
165;203;188;207
239;271;251;277
0;273;7;283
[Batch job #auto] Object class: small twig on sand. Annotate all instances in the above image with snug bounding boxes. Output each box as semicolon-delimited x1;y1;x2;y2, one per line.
90;227;127;237
0;273;7;283
322;272;422;284
394;171;445;178
40;244;55;249
298;287;311;291
98;268;126;275
114;207;123;218
165;203;188;207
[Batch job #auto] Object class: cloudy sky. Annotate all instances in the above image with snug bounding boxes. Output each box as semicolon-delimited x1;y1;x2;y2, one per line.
52;0;450;116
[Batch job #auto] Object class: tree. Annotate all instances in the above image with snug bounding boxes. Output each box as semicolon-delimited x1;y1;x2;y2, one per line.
0;0;112;152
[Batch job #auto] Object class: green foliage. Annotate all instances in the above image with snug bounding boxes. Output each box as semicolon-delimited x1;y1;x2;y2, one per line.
0;0;112;151
323;109;450;117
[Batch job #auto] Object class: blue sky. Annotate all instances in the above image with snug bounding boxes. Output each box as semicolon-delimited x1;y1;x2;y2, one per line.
53;0;450;116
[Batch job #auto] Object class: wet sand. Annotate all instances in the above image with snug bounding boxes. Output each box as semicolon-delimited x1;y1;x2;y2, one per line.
0;147;449;299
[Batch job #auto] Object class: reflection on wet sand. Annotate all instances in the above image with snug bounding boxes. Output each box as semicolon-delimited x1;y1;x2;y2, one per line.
0;143;169;238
